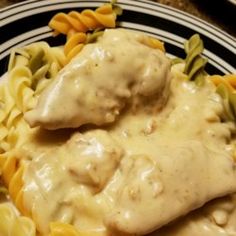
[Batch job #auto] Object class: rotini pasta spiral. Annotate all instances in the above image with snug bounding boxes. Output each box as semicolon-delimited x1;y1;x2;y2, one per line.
0;154;28;216
8;67;35;113
7;48;29;72
0;84;18;153
0;203;36;236
64;30;108;64
184;34;207;84
6;43;64;114
49;3;120;63
21;42;65;80
49;4;117;36
64;32;87;64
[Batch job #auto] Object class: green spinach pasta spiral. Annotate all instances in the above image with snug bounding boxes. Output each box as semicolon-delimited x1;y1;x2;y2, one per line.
184;34;207;84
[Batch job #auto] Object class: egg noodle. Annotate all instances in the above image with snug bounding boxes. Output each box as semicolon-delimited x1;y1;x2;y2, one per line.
0;1;236;236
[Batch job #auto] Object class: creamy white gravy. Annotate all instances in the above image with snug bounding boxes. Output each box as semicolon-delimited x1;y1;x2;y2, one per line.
25;29;170;129
153;194;236;236
19;29;236;236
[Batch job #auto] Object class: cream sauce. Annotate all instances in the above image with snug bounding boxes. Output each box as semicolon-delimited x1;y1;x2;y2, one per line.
20;30;236;236
153;194;236;236
22;130;123;234
102;74;236;235
24;29;170;129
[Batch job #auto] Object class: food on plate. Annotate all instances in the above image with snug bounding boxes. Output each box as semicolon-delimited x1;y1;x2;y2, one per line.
0;1;236;236
154;194;236;236
0;204;36;236
24;29;170;130
48;2;119;64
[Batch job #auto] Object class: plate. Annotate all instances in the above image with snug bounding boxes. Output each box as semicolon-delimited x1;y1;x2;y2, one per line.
0;0;235;78
0;1;236;235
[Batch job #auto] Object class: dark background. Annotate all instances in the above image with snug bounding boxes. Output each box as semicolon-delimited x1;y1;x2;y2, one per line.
154;0;236;37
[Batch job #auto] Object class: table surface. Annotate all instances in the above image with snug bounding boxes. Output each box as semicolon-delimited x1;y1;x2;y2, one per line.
1;0;236;37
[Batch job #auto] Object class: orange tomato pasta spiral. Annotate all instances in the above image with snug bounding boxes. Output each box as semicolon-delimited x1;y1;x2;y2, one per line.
49;4;117;36
49;3;118;63
64;32;87;64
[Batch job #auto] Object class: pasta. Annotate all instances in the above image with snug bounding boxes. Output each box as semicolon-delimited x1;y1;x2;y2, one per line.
0;155;28;216
0;42;64;156
0;42;67;235
183;34;207;84
0;4;120;234
0;203;36;236
48;1;164;64
8;67;35;113
0;27;166;235
48;3;120;63
49;4;117;36
184;49;236;126
1;2;236;236
0;84;19;153
64;32;87;64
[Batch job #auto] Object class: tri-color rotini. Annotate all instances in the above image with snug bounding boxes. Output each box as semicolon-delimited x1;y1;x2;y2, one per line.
0;42;67;234
1;2;235;235
0;42;64;156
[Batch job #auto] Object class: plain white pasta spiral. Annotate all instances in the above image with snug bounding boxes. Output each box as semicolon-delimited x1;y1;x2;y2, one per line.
0;203;36;236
